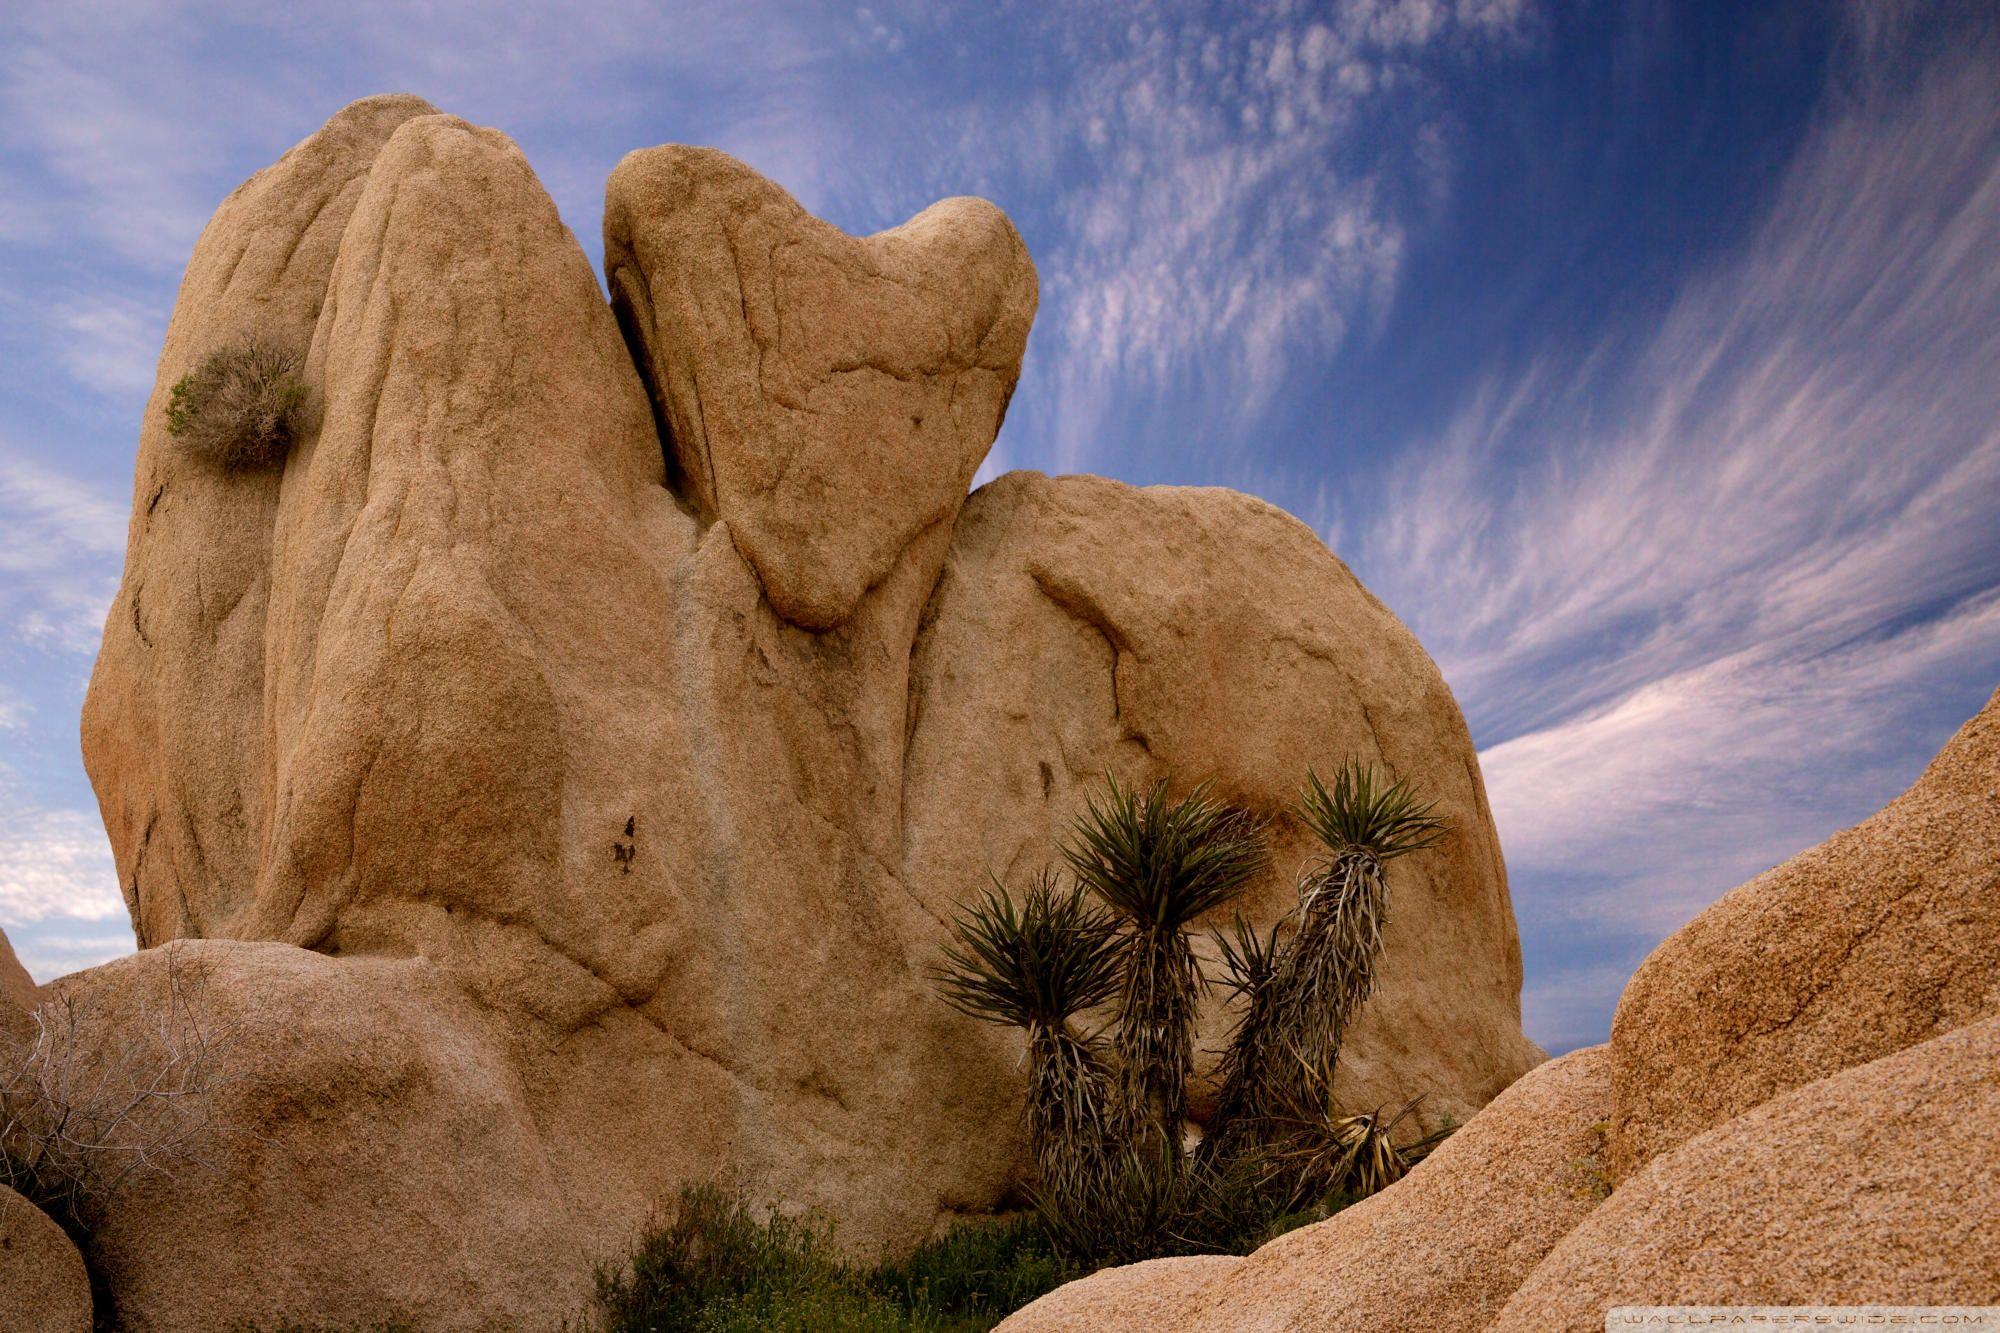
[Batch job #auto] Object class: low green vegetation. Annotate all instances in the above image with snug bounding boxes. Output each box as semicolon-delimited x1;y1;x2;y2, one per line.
593;1184;1066;1332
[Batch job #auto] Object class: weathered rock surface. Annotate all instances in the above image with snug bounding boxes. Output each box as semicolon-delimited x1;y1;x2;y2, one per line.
1000;1256;1243;1333
1167;1044;1611;1332
605;144;1037;631
904;472;1541;1129
50;941;585;1331
75;95;1538;1324
1495;1014;2000;1325
0;1184;91;1333
1608;685;2000;1177
0;929;37;1013
83;93;441;949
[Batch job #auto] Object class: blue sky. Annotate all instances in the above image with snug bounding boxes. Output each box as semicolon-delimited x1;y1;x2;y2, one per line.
2;1;1996;1053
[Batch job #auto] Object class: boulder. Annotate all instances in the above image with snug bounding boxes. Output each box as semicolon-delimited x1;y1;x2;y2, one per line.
47;940;586;1331
1608;686;2000;1176
0;929;37;1013
75;94;1539;1322
999;1256;1243;1333
903;472;1543;1129
604;144;1037;631
82;93;440;948
1162;1044;1611;1332
1495;1013;2000;1325
0;1185;90;1333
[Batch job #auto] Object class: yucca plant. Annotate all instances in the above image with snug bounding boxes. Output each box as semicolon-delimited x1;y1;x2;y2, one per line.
1200;913;1286;1162
1259;1096;1425;1212
1261;762;1446;1122
1062;776;1268;1154
1030;1137;1190;1268
934;871;1122;1192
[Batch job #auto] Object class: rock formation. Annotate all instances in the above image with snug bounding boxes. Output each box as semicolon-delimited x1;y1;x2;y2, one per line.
0;932;37;1013
63;95;1539;1326
1608;686;2000;1175
1001;686;2000;1330
1169;1045;1612;1331
1494;1015;2000;1323
0;1183;92;1333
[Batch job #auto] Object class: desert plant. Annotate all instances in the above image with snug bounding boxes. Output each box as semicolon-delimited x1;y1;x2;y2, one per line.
1200;912;1287;1161
1257;762;1445;1125
1061;777;1267;1151
865;1213;1068;1327
1255;1096;1426;1214
164;341;310;470
596;1184;1073;1332
1029;1137;1191;1269
0;949;234;1234
932;872;1121;1200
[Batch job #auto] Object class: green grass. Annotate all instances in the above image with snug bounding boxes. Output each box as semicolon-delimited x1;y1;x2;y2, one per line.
594;1186;1073;1332
595;1180;1354;1331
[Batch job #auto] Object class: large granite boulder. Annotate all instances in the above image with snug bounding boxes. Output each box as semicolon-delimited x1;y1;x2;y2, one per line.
1608;685;2000;1176
0;1183;91;1333
73;96;1539;1324
1496;1014;2000;1325
45;941;585;1331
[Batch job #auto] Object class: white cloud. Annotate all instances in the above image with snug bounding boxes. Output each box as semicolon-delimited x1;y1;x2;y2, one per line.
1334;26;2000;1046
995;2;1528;472
5;922;135;986
0;449;127;654
0;807;123;926
54;291;164;399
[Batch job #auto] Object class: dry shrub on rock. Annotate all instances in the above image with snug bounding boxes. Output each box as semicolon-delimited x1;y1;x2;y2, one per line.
164;342;310;471
0;951;235;1232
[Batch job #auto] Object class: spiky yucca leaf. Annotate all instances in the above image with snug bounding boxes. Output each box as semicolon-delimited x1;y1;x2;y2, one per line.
1031;1137;1189;1268
932;871;1122;1196
933;872;1120;1032
1062;776;1269;930
1299;761;1446;863
1258;764;1449;1120
1211;912;1283;1004
1260;1098;1423;1209
1063;776;1269;1151
1202;914;1288;1159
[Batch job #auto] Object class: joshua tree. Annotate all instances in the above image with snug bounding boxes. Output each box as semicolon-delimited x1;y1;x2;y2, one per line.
1263;762;1446;1122
1062;777;1268;1155
933;871;1122;1199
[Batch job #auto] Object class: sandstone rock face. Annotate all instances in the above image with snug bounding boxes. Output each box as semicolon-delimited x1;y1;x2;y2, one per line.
1000;1256;1243;1333
1495;1014;2000;1325
1164;1044;1612;1332
77;96;1537;1323
0;1184;91;1333
1608;686;2000;1177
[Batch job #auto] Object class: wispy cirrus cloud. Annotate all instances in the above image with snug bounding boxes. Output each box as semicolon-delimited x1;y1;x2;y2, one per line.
0;450;126;655
970;1;1535;474
1335;20;2000;1047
